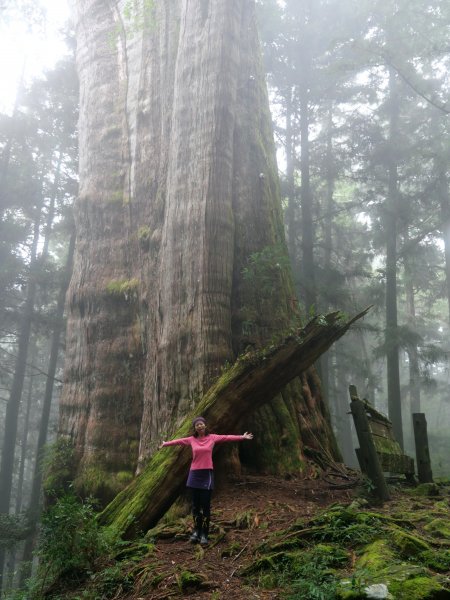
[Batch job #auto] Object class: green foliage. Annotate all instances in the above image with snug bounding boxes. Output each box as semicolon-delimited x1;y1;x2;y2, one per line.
42;438;76;497
123;0;156;36
0;513;29;549
245;496;450;599
257;544;348;599
311;507;382;546
31;493;120;597
242;244;290;299
239;244;294;340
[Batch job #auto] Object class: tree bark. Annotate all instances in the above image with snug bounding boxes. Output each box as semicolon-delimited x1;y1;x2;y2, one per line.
100;308;368;538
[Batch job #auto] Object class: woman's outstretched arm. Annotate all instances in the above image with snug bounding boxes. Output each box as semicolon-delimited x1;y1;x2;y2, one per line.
159;437;192;448
212;432;253;443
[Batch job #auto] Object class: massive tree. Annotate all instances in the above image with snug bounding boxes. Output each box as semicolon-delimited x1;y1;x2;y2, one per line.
60;0;339;503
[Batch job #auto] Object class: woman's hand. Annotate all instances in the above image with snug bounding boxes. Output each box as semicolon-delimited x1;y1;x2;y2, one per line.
159;441;166;449
242;432;253;440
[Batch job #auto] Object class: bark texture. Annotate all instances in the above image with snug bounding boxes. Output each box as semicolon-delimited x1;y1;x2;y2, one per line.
60;0;341;502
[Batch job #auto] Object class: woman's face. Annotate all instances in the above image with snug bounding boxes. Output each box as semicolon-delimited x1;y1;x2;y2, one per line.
195;420;206;434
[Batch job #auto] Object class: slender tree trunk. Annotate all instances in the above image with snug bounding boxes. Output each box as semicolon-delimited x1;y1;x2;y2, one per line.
320;105;335;401
385;67;403;449
0;147;63;587
19;231;76;586
0;207;41;592
15;339;36;515
437;165;450;325
285;89;297;262
0;64;25;218
299;65;316;313
404;255;421;415
333;340;355;465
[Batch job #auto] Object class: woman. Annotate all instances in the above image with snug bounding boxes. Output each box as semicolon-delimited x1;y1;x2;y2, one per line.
160;417;253;545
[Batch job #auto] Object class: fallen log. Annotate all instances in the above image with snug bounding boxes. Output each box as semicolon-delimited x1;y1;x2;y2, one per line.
99;309;369;537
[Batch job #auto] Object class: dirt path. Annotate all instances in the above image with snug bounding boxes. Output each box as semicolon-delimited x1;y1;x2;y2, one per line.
123;473;357;599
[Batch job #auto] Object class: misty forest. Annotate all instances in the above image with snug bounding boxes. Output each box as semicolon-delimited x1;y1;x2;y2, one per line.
2;0;450;599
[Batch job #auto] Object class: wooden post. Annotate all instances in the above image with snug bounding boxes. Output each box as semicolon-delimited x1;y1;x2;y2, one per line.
349;385;390;502
412;413;433;484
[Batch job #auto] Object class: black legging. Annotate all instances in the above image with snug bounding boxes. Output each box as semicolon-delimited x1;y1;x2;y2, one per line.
191;488;212;519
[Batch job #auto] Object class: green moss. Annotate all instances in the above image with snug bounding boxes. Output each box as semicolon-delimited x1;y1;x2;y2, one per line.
176;570;203;592
412;483;441;497
345;538;447;600
390;575;447;599
242;501;450;600
424;518;450;539
137;226;151;249
391;530;431;558
105;278;140;297
357;539;395;571
105;190;124;204
240;395;304;474
372;435;403;455
421;549;450;572
116;471;134;485
74;464;135;502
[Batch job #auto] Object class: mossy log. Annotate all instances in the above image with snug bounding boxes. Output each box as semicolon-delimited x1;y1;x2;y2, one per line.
99;309;369;538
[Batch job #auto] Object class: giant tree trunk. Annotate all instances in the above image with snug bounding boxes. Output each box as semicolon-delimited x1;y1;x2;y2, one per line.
60;0;340;503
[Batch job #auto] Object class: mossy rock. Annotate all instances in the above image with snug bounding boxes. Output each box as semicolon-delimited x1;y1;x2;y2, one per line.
420;549;450;572
412;483;441;497
339;539;449;599
391;529;431;558
176;570;204;592
424;518;450;539
389;575;449;599
357;539;396;572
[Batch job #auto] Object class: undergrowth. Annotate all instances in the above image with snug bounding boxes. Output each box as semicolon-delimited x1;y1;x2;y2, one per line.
5;492;151;600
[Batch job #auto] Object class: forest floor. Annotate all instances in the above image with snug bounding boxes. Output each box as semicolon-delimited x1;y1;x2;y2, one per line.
119;471;362;600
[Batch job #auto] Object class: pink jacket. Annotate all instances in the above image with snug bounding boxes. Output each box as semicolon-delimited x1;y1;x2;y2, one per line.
162;434;244;470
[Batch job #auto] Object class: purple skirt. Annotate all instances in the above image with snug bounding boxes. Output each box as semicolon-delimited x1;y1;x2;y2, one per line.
186;469;214;490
